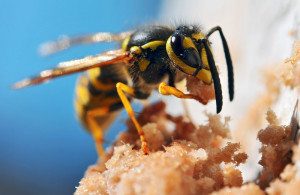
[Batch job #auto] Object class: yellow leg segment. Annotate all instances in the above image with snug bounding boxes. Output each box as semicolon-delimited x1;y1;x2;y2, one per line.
159;82;207;104
86;107;109;160
116;82;150;154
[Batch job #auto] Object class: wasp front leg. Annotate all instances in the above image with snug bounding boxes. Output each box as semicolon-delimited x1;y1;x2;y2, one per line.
158;82;208;105
116;82;150;154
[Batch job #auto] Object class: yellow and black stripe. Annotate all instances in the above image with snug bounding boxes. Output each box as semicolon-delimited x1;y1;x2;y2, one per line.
74;64;128;132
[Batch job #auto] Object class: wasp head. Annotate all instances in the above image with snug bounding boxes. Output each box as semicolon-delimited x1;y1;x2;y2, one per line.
166;25;214;84
167;25;228;113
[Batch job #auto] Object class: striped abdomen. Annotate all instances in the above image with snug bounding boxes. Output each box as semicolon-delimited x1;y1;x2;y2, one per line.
74;64;129;132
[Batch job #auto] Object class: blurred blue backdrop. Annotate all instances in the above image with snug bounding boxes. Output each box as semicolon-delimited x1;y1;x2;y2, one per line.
0;1;162;194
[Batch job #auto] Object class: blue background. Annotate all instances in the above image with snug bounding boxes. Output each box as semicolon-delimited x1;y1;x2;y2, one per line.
0;1;162;194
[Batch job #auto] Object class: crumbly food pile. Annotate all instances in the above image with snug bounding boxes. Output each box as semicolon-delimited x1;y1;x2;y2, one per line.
75;100;299;195
262;105;300;195
256;110;295;189
75;101;248;195
210;108;299;195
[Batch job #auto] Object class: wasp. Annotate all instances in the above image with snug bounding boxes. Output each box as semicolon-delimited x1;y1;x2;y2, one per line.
13;25;234;159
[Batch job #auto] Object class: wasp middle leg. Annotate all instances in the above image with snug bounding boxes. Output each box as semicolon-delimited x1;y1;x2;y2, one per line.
116;82;150;154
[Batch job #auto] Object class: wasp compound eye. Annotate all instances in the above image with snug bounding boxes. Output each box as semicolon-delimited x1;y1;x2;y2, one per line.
166;34;203;76
171;34;202;69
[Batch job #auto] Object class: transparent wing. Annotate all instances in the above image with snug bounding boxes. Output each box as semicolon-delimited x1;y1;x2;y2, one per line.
13;49;132;89
39;31;131;56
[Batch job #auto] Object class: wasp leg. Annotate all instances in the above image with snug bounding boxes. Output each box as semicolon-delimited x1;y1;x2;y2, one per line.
116;82;150;154
86;108;110;160
159;82;208;105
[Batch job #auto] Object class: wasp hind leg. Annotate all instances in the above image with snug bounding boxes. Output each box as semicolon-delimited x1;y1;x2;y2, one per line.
86;108;110;160
158;82;208;104
116;82;150;155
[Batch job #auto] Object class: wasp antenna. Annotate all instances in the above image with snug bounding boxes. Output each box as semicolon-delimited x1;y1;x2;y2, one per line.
39;32;131;56
207;26;234;101
202;39;223;114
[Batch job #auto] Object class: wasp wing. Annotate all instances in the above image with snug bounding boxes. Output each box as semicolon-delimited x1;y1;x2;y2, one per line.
13;49;132;89
39;31;131;56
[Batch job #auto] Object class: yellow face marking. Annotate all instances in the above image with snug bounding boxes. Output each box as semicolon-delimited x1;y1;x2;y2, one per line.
192;32;206;41
138;58;150;71
191;32;210;69
196;69;212;84
166;37;196;75
87;68;115;91
200;48;210;69
166;36;213;84
182;37;197;50
130;46;142;55
141;40;165;51
121;36;130;51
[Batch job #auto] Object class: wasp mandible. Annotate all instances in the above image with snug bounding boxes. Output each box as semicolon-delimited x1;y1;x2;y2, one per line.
14;25;234;159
